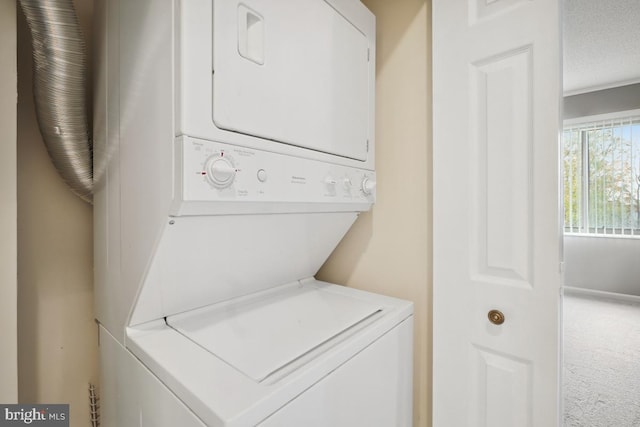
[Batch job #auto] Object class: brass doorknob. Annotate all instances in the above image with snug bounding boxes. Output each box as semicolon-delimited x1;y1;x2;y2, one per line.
488;309;505;325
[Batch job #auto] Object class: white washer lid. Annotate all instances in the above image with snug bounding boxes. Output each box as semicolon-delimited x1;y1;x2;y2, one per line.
166;284;382;382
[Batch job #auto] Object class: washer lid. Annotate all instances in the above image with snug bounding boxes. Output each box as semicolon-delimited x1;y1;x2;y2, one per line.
166;284;382;382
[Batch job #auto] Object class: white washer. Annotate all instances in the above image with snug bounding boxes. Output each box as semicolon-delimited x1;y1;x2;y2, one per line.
93;0;413;426
119;280;413;426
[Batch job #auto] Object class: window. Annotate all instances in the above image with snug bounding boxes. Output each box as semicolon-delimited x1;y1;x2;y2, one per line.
563;111;640;236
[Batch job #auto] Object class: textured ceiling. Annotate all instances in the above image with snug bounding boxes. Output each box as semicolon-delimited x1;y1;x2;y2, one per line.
563;0;640;95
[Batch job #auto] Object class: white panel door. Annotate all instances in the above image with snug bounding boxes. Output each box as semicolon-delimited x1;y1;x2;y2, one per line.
433;1;562;426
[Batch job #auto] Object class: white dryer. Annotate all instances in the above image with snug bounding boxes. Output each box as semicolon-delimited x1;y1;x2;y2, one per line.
93;0;413;426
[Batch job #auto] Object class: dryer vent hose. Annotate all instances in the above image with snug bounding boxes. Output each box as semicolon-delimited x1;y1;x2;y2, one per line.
19;0;93;203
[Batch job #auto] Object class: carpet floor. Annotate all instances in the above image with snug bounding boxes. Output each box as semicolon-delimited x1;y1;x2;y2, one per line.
563;293;640;427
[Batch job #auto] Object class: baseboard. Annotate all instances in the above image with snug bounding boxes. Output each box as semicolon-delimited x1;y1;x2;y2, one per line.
563;286;640;304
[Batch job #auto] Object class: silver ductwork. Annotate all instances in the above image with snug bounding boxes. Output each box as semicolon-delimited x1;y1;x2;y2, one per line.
20;0;93;203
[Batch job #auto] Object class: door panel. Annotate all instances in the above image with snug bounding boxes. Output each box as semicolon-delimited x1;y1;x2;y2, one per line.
471;47;533;287
471;345;532;427
433;0;562;426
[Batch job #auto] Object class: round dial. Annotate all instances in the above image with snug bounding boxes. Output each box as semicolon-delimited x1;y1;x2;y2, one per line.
361;177;376;195
205;155;236;188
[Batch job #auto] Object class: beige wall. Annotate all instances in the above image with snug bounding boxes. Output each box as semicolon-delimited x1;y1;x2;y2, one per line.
0;0;18;404
17;0;97;425
317;1;432;426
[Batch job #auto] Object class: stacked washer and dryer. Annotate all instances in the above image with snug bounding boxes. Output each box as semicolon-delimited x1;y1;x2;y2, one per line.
93;0;413;425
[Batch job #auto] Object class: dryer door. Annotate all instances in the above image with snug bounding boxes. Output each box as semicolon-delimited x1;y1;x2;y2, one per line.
212;0;371;161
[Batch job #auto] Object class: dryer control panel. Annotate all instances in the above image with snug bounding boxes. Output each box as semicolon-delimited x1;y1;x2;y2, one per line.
171;137;376;216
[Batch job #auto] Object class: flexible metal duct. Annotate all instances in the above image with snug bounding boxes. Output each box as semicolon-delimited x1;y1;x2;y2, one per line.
20;0;93;203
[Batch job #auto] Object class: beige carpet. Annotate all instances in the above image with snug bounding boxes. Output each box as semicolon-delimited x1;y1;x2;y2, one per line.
563;293;640;427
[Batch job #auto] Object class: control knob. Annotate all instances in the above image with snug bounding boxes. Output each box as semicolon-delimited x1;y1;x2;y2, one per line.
205;155;236;188
324;176;337;186
361;177;376;195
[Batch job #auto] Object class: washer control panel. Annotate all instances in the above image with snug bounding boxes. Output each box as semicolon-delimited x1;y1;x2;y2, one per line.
176;137;376;206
